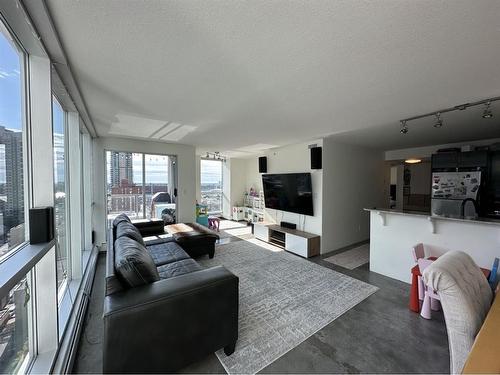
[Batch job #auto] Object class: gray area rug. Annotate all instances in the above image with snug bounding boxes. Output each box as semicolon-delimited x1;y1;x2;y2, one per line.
324;243;370;270
199;240;378;374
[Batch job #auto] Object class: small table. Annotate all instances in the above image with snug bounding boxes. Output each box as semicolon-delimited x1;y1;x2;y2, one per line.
409;259;490;313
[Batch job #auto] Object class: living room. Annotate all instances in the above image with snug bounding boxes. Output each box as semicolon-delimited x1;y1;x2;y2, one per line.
0;1;499;375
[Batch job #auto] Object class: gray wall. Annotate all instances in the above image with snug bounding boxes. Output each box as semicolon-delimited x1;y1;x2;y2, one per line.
322;137;386;253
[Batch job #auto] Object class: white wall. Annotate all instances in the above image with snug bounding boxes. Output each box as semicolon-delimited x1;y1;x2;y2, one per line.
222;160;231;218
92;137;196;246
243;140;324;240
229;158;247;209
369;210;500;283
322;138;386;253
195;155;201;202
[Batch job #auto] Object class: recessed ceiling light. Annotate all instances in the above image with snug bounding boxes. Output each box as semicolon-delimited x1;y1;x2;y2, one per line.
405;158;422;164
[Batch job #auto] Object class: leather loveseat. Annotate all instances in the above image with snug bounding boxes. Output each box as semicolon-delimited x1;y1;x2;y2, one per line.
103;214;239;373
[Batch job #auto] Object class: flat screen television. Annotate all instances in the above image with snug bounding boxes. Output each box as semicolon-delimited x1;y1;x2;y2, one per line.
262;173;314;216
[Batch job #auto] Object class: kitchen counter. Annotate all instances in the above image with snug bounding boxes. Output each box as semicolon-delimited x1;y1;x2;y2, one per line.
364;208;500;226
365;208;500;283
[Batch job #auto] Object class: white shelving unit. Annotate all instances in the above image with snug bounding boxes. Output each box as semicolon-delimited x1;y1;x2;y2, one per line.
234;191;265;223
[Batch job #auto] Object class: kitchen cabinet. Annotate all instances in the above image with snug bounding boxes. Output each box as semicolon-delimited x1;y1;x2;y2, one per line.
431;152;458;169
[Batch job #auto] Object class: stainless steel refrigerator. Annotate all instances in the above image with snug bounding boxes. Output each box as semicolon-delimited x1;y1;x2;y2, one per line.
431;171;481;218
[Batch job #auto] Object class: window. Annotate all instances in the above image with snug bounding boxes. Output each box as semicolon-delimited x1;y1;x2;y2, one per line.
52;97;69;292
200;159;223;214
106;152;143;221
0;276;31;373
0;20;27;262
106;151;177;225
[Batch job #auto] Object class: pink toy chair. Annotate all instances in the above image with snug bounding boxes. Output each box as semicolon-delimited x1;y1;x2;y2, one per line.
417;258;441;319
412;243;441;319
412;243;426;301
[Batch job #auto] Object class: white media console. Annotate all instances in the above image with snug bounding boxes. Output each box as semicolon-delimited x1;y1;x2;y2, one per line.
253;222;320;258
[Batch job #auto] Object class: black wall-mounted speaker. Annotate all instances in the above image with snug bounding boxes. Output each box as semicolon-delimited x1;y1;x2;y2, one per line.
311;146;322;169
29;207;54;244
259;156;267;173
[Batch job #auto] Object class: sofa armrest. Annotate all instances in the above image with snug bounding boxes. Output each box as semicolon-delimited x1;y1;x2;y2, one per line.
131;218;165;236
103;266;239;373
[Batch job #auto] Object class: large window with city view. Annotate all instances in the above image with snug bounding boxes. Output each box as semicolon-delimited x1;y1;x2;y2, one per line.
106;151;177;225
52;96;69;293
0;20;26;263
0;20;30;373
200;159;223;214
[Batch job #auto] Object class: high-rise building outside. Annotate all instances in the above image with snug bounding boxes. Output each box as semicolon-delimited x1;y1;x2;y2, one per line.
110;151;133;187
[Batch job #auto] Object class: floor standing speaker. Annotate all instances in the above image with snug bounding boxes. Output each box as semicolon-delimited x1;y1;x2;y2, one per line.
29;207;54;244
311;146;322;169
259;156;267;173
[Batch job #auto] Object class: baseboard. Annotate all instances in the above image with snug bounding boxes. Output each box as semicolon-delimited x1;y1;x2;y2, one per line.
51;246;100;374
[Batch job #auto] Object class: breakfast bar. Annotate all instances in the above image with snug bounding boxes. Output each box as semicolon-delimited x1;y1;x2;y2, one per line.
365;208;500;283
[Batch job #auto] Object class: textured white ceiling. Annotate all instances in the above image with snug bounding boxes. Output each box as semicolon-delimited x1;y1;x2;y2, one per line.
45;0;500;153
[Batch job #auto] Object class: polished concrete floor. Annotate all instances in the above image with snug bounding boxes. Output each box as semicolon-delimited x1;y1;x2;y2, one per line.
72;229;450;374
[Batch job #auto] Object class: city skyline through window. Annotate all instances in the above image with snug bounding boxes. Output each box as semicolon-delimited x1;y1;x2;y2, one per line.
106;151;177;224
0;20;30;374
0;21;26;262
200;159;223;214
52;96;68;293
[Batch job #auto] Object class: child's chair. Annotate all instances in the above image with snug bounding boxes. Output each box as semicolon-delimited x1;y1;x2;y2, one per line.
412;243;441;319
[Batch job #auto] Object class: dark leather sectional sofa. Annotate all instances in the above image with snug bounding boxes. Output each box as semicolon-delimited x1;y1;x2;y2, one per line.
103;214;239;373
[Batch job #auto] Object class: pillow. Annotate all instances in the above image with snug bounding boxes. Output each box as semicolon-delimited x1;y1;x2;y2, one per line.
114;236;160;288
113;213;131;227
116;221;145;247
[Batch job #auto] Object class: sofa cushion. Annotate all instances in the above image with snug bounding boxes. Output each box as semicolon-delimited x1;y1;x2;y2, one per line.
113;213;131;227
147;241;190;267
116;221;145;247
157;259;203;279
114;236;160;287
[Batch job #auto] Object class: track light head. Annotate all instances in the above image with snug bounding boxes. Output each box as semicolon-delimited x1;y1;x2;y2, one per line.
400;121;408;134
482;102;493;119
434;112;443;128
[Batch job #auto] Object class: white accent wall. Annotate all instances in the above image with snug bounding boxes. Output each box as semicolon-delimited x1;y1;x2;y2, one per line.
244;140;324;243
321;138;387;253
92;137;196;246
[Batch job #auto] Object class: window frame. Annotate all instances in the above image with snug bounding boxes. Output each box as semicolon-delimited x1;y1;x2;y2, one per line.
104;149;178;229
0;15;31;265
200;157;224;215
51;94;72;301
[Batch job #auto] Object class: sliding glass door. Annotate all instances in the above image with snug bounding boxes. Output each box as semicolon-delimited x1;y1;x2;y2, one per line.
106;151;177;225
106;151;143;221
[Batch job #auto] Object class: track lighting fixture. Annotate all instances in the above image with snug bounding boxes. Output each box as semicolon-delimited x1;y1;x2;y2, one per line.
399;95;499;133
400;120;408;134
482;102;493;119
204;151;227;162
434;112;443;128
